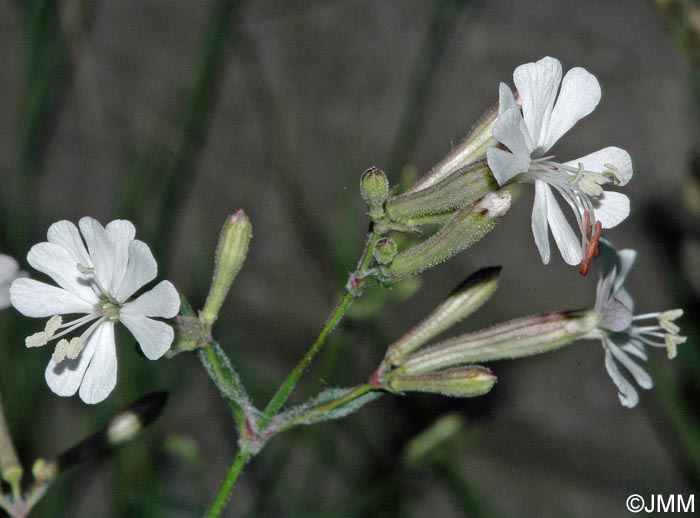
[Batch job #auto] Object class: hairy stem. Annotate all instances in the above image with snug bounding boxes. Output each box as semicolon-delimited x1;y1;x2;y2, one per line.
204;449;252;518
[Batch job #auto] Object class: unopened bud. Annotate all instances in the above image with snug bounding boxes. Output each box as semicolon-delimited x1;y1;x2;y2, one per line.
386;162;498;223
360;167;390;219
410;104;499;193
373;237;398;265
386;365;496;398
383;191;511;279
400;310;599;375
201;211;252;324
31;458;57;483
386;267;501;365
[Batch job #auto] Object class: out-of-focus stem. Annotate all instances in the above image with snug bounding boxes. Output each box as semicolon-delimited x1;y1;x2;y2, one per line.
0;393;22;501
204;449;251;518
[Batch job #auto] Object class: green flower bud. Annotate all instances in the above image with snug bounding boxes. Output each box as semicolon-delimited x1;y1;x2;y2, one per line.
360;166;390;219
386;162;498;223
386;365;496;398
400;310;600;375
373;237;398;265
201;210;252;324
409;104;498;192
384;191;511;279
386;267;501;366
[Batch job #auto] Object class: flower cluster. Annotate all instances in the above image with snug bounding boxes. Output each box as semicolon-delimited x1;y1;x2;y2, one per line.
10;218;179;404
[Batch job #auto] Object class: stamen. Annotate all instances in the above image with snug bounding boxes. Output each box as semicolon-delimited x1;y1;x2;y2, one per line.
65;337;83;360
52;339;69;363
664;334;687;360
77;263;94;274
579;218;603;276
44;315;62;338
602;163;623;185
26;331;48;348
568;162;586;185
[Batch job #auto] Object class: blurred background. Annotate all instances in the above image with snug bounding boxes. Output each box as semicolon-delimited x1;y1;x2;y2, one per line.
1;0;699;516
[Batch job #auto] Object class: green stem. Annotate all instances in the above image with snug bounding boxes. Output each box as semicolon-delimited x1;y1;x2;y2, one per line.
258;230;381;429
279;385;376;433
199;344;248;429
204;449;252;518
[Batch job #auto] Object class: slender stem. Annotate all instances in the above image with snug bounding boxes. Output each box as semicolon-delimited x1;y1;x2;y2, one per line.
278;385;376;433
258;230;381;429
204;449;251;518
0;393;22;501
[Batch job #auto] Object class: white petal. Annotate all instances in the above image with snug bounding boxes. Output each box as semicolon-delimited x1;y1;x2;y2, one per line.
614;289;634;313
613;249;637;292
121;280;180;318
599;298;633;332
531;180;551;264
114;240;158;303
45;323;101;397
498;82;517;115
610;343;653;389
105;220;136;294
492;108;531;158
603;346;639;408
543;184;583;265
79;217;116;295
593;191;630;229
10;278;93;317
120;314;174;360
79;321;118;404
544;67;601;150
513;57;562;151
565;147;633;185
47;220;91;266
486;147;530;186
0;254;19;284
27;242;100;304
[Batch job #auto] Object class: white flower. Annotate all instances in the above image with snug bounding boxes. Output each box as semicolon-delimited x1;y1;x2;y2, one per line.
590;240;685;408
0;254;23;310
486;57;633;273
10;218;180;404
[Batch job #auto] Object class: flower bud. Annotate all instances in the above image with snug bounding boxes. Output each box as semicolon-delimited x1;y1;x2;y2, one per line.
409;104;498;193
386;267;501;366
360;166;390;219
400;310;600;375
386;162;498;223
201;210;252;324
383;191;511;279
373;237;398;265
385;365;496;398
